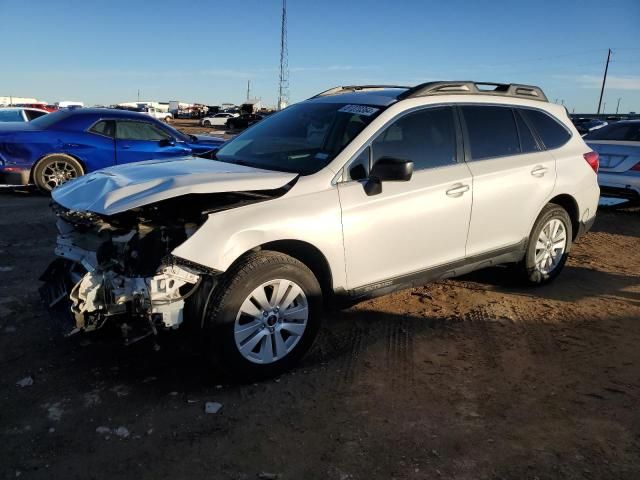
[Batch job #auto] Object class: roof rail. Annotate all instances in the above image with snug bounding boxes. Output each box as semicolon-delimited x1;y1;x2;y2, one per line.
311;85;410;99
398;81;548;102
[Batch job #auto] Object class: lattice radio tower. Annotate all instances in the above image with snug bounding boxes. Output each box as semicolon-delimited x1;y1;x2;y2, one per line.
277;0;289;110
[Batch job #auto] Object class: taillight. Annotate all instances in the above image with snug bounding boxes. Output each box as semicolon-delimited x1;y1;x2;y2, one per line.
583;151;599;173
631;161;640;172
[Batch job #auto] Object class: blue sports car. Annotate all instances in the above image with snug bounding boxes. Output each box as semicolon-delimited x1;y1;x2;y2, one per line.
0;108;225;191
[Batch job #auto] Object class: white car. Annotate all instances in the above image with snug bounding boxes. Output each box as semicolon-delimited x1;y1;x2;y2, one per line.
43;81;600;380
0;107;49;122
145;107;173;123
201;112;238;127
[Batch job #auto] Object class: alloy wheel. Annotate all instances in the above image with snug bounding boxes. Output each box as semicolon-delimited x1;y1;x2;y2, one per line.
234;279;309;364
534;218;567;275
42;160;78;189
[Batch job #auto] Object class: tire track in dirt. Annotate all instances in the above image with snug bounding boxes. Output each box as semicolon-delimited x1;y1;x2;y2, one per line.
461;306;503;369
385;318;415;392
340;322;368;385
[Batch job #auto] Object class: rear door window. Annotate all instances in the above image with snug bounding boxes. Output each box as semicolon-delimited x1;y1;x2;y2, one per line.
522;109;571;149
461;105;520;160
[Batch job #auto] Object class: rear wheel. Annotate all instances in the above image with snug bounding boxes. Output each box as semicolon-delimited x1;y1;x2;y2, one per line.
519;203;572;285
203;251;322;381
203;120;211;127
33;154;84;193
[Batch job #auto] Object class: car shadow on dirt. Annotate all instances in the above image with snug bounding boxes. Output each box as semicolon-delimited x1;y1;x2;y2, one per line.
458;264;640;305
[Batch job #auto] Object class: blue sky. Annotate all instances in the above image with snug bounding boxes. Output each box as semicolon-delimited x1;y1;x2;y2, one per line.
1;0;639;112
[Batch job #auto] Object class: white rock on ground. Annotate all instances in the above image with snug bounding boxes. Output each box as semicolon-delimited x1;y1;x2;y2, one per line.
16;376;34;388
204;402;223;414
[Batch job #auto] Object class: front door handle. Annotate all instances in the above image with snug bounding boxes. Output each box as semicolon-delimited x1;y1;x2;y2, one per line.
531;166;548;177
446;183;470;197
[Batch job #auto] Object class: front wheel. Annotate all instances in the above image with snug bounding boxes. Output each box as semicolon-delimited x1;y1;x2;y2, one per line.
203;251;322;381
519;203;572;285
203;120;211;127
33;154;84;193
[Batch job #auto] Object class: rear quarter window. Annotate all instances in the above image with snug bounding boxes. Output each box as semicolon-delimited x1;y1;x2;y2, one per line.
522;109;571;149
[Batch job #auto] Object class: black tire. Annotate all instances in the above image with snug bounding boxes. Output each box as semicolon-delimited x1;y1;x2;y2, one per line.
519;203;573;285
33;154;84;193
203;120;211;127
203;251;322;381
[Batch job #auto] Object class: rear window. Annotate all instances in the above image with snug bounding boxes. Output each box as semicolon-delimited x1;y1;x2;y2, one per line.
584;123;640;141
522;109;571;149
461;105;520;160
29;109;74;129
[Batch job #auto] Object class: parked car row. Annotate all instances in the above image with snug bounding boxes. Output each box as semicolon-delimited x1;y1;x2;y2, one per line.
200;112;265;131
0;109;224;191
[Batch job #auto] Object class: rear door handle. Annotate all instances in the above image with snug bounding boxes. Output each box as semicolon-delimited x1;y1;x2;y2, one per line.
531;166;548;177
446;183;470;197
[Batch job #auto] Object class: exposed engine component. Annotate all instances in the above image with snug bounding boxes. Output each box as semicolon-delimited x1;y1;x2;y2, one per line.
41;187;292;346
68;263;200;334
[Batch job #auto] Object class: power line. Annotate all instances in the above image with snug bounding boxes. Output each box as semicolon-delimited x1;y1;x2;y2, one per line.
597;49;612;114
277;0;289;110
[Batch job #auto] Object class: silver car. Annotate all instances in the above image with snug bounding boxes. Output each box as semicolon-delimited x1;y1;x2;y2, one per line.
585;120;640;204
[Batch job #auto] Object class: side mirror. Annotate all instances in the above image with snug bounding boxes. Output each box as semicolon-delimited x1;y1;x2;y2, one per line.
159;138;176;147
364;157;414;196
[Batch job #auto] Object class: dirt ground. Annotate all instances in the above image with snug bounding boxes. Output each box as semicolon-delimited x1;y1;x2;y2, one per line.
170;118;236;139
1;189;639;480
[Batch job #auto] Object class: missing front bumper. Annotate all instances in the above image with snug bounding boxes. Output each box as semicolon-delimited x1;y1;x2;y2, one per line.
39;258;203;342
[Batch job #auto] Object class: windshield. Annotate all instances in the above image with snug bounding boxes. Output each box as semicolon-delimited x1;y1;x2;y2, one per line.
0;110;24;122
584;123;640;141
215;102;384;174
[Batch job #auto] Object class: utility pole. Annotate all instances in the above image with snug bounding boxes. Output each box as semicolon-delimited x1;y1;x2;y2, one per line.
616;97;621;115
597;48;611;114
246;80;251;101
137;89;140;102
277;0;289;110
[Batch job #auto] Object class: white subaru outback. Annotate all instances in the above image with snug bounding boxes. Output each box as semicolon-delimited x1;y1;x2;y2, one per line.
42;81;600;379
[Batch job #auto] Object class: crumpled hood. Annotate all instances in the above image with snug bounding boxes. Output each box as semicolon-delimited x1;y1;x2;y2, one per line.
52;156;297;215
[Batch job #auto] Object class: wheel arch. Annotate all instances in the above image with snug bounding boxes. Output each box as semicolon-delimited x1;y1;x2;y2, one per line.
29;152;87;184
231;239;334;302
547;194;580;240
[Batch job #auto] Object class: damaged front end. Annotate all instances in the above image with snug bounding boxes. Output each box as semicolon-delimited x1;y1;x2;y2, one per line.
40;191;275;346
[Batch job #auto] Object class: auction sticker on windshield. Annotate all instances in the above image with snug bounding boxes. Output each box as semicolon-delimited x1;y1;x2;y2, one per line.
338;105;380;116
